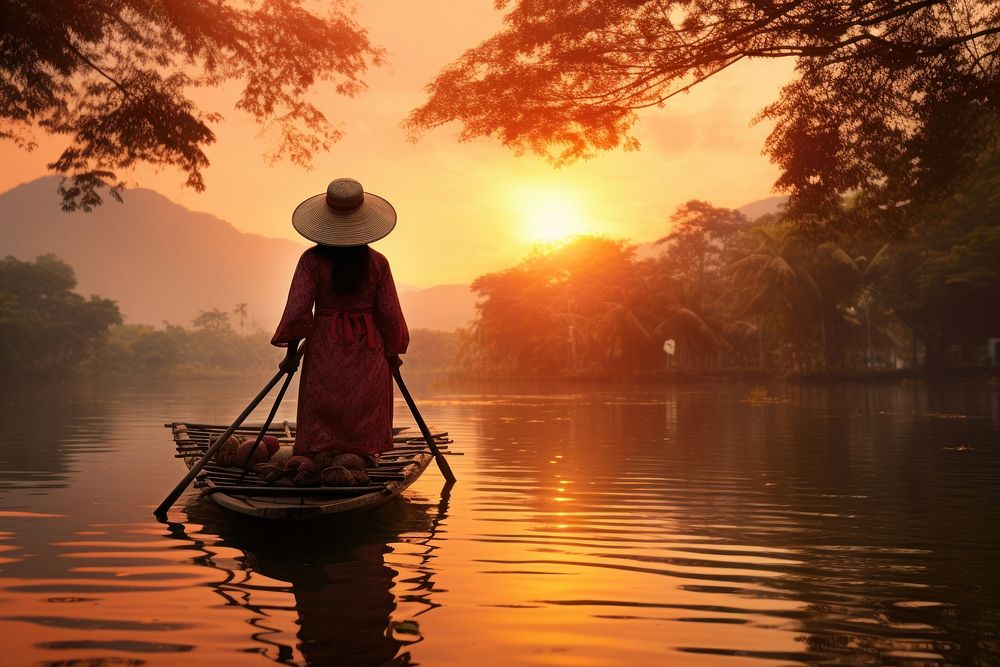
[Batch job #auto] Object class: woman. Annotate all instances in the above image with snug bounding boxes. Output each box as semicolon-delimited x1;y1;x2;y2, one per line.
271;178;408;461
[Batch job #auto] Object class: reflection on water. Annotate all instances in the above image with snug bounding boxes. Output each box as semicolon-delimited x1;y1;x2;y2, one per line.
0;377;998;665
167;490;449;666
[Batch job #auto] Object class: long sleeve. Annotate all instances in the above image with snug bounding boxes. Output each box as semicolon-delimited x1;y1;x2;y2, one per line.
271;252;316;347
374;261;409;357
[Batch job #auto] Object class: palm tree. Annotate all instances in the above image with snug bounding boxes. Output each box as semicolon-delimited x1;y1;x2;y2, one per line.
591;298;742;372
595;301;658;368
651;279;757;371
816;242;905;369
233;302;248;336
730;225;827;370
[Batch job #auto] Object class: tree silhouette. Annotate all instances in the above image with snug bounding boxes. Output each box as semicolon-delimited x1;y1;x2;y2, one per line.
192;308;232;333
657;200;746;312
408;1;1000;221
2;1;383;210
0;254;122;373
730;224;829;369
233;302;248;336
469;236;651;373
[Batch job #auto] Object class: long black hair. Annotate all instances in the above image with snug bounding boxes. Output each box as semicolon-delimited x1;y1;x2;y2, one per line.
320;244;370;295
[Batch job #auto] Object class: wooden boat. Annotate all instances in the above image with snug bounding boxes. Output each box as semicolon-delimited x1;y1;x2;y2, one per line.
166;421;453;520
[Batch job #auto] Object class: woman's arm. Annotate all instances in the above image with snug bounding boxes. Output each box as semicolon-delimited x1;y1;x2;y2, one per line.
373;260;409;366
272;252;317;349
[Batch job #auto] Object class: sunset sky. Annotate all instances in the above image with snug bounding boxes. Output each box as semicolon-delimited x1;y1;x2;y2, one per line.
0;1;794;287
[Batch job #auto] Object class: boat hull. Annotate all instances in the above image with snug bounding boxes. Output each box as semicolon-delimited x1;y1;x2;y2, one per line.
202;453;432;520
167;421;445;520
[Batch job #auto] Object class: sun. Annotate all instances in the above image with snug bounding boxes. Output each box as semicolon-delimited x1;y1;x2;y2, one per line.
515;185;590;243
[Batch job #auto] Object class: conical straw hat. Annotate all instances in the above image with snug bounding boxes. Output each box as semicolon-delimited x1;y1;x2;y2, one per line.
291;178;396;246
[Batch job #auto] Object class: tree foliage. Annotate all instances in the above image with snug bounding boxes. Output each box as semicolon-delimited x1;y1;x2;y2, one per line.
466;237;656;374
459;145;1000;377
1;0;383;210
657;201;745;310
0;254;122;373
408;1;1000;221
0;261;462;377
193;307;234;333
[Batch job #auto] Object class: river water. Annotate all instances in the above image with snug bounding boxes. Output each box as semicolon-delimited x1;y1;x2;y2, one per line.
0;377;998;666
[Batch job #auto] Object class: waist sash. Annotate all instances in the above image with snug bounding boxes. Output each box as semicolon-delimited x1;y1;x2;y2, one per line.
316;308;376;349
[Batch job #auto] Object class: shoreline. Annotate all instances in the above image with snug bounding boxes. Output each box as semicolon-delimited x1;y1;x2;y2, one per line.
435;367;999;384
4;366;997;386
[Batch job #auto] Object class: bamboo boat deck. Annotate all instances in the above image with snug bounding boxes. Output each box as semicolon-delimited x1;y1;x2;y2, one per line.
167;421;454;519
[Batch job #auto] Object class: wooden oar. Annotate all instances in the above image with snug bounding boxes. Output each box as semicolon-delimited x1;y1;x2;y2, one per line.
393;367;457;483
154;344;303;518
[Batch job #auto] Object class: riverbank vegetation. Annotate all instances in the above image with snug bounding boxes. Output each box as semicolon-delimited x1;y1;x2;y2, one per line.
456;151;1000;378
4;143;999;381
0;254;121;375
0;255;451;378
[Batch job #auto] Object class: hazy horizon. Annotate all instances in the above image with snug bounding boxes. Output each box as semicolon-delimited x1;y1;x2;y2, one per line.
0;174;786;290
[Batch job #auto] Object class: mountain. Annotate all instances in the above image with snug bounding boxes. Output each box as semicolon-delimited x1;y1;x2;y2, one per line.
634;195;789;258
0;177;474;331
399;284;476;331
737;195;786;221
0;177;307;328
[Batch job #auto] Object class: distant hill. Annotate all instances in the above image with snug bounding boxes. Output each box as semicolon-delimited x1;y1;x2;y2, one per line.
0;177;308;329
0;177;475;331
634;195;788;258
399;284;476;331
396;282;419;294
737;196;786;221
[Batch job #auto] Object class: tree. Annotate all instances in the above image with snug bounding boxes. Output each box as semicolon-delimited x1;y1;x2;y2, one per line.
131;329;182;372
594;301;658;369
730;224;828;370
657;201;746;311
192;308;232;333
654;301;736;370
404;328;461;372
233;302;248;336
408;1;1000;221
809;240;922;370
468;236;650;374
0;254;122;373
2;1;383;210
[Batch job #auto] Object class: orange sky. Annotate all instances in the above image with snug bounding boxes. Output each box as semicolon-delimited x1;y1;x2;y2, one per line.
0;1;795;287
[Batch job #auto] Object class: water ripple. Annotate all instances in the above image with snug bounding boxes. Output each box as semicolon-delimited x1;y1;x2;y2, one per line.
0;379;998;665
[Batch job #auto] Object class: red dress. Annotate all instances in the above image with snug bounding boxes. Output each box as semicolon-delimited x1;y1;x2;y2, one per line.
271;246;409;457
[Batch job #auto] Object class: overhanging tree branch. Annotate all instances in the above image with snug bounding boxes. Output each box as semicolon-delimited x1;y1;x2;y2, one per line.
2;0;384;211
408;0;1000;224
